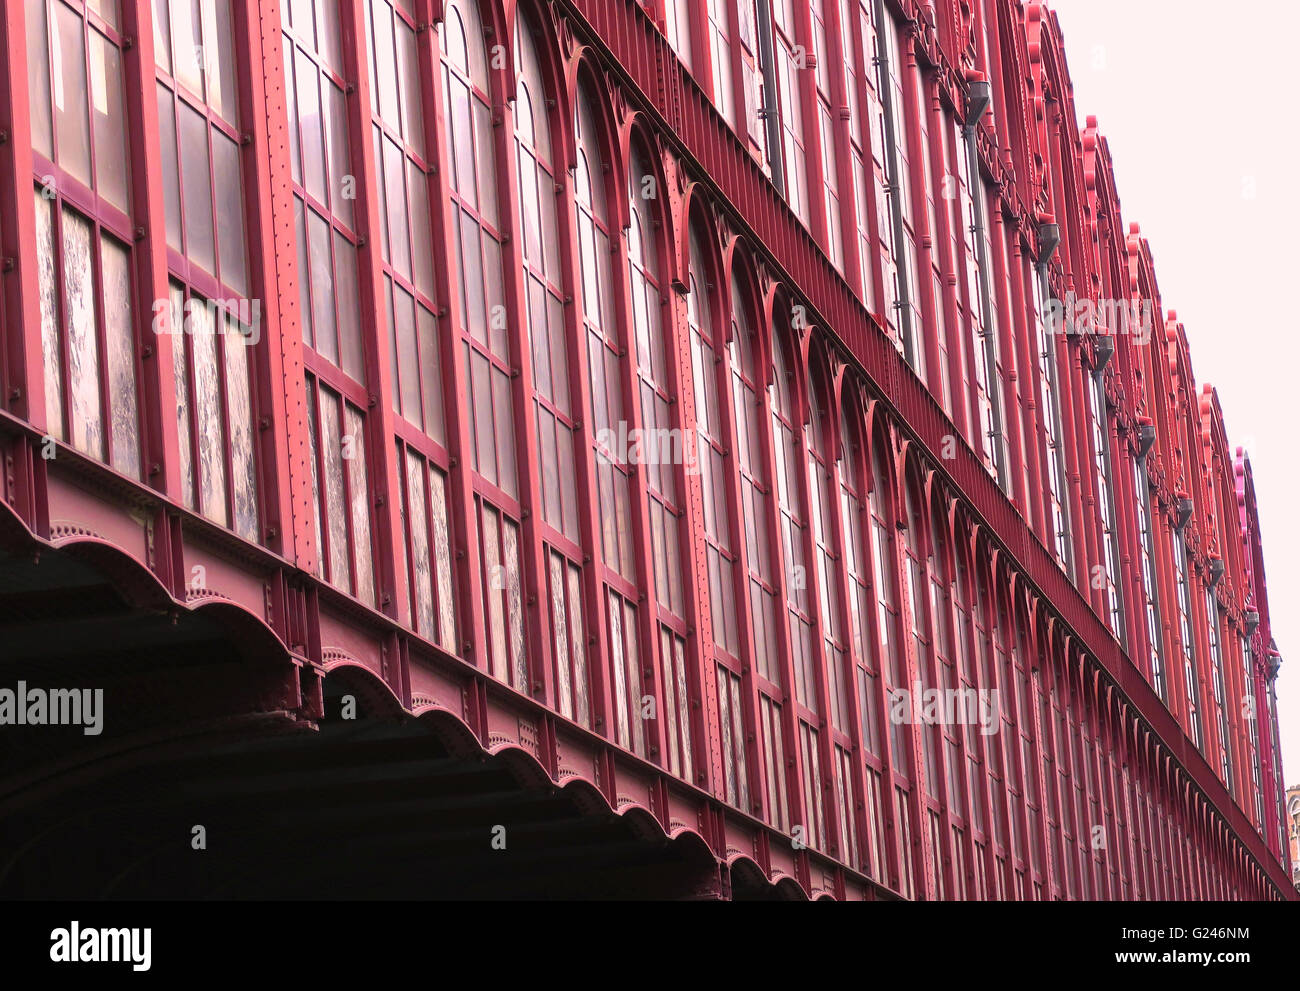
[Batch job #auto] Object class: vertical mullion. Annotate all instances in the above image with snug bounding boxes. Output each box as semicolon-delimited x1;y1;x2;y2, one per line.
345;0;408;634
0;0;51;472
607;153;669;769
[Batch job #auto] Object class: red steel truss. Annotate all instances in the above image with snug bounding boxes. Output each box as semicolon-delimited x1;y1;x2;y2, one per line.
0;0;1291;899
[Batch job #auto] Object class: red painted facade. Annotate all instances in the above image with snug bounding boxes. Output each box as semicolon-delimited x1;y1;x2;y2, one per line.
0;0;1291;899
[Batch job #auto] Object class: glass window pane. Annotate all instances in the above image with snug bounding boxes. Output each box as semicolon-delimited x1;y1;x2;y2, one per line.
397;18;424;149
90;31;130;212
334;231;363;381
170;0;204;96
62;209;103;460
417;304;442;444
179;104;216;273
346;404;374;606
191;296;229;525
152;0;172;73
102;233;139;478
430;466;455;647
53;2;92;186
294;195;313;347
34;190;62;438
157;84;183;249
408;160;433;298
326;81;353;227
171;284;193;506
372;2;399;125
296;47;327;204
207;0;238;125
406;448;434;633
321;388;350;588
27;0;53;160
224;312;259;541
213;130;247;294
393;284;419;425
307;206;337;364
383;136;411;278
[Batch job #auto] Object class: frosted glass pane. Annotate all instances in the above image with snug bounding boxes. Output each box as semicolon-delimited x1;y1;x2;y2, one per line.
34;191;62;439
191;297;228;525
406;450;434;634
430;467;455;648
345;403;374;605
320;389;349;588
305;383;324;575
482;507;506;679
225;313;259;541
101;234;139;478
550;552;571;719
503;520;526;688
62;209;103;460
171;284;193;506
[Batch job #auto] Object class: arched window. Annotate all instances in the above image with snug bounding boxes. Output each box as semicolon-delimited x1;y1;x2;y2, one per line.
627;143;696;772
868;440;903;773
902;477;939;803
928;500;964;815
442;0;525;685
687;229;739;797
807;368;855;862
516;14;590;726
771;335;814;716
726;272;787;829
363;0;453;647
838;395;885;880
783;420;825;852
576;87;641;754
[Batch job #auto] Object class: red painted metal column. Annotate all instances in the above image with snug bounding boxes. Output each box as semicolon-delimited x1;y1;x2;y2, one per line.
119;0;184;592
241;1;318;586
337;0;408;651
0;2;49;539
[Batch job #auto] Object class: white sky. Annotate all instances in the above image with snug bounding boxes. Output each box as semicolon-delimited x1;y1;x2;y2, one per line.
1048;0;1299;792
